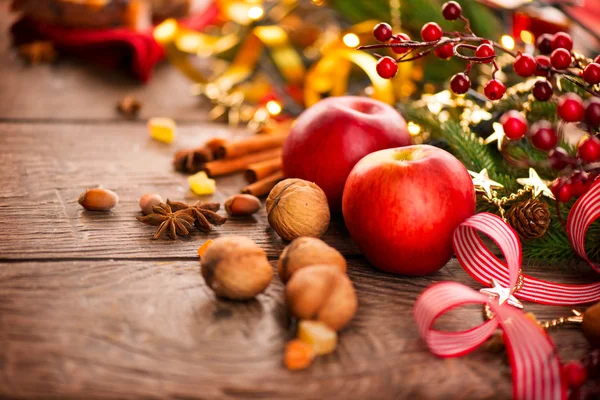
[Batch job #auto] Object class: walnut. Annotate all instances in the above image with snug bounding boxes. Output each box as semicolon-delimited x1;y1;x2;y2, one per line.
286;265;357;331
278;237;346;282
201;236;273;300
266;178;330;241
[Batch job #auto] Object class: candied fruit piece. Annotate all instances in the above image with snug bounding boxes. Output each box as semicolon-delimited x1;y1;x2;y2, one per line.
284;339;314;370
148;117;176;143
188;171;216;195
197;239;213;258
297;320;337;355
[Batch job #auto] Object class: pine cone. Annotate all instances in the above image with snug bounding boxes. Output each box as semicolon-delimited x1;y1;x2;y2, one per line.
506;199;551;240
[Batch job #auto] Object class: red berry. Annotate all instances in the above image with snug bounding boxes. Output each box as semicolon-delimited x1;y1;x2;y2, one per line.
435;43;454;59
500;110;528;140
595;55;600;64
550;48;571;70
570;171;591;197
551;32;573;51
373;23;393;42
548;147;571;170
562;361;587;388
534;55;551;77
376;56;398;79
450;73;470;94
550;179;566;202
557;182;573;203
578;135;600;163
532;80;553;101
421;22;443;42
558;94;585;122
513;53;536;77
475;43;495;62
585;98;600;127
484;79;506;101
442;1;462;20
530;121;558;151
583;63;600;84
390;33;410;54
536;33;553;55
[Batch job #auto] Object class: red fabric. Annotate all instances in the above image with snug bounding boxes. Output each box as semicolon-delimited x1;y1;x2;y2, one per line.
10;3;219;82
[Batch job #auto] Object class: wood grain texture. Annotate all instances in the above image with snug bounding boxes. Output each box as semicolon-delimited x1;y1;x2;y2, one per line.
0;122;359;259
0;258;590;400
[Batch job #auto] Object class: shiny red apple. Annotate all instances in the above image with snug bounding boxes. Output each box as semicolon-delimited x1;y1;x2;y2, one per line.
282;96;411;211
342;145;475;276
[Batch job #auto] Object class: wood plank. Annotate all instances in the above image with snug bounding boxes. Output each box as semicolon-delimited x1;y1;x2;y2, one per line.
0;122;359;259
0;258;590;399
0;1;207;122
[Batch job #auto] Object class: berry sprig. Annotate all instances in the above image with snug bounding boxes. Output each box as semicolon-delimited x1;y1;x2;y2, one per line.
364;1;600;103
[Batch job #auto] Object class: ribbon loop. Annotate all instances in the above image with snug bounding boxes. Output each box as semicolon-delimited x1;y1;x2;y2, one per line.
454;212;600;305
567;179;600;273
414;282;564;400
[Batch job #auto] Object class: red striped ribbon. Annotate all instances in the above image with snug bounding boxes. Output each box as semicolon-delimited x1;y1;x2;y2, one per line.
413;282;565;400
454;180;600;305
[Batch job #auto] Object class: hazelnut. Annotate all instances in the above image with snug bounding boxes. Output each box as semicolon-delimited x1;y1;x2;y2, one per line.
224;194;261;216
139;193;164;215
286;265;357;331
78;188;118;211
278;237;346;282
201;236;273;300
266;178;330;241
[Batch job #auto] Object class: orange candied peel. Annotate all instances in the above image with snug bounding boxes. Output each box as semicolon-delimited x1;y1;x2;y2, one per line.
197;239;213;258
284;339;315;371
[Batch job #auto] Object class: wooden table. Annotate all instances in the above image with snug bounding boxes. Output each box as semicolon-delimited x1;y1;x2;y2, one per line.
0;4;593;399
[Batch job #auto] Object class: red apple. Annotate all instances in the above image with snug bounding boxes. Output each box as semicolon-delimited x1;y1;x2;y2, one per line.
342;145;475;276
282;96;411;211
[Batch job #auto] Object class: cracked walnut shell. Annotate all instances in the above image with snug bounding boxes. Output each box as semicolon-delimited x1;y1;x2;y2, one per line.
278;237;346;282
286;265;357;331
201;236;273;300
266;179;330;241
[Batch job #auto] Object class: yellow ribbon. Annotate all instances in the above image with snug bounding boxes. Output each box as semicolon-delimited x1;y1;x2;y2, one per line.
154;13;397;109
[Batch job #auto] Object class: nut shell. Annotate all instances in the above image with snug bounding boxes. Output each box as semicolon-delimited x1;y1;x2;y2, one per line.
286;264;357;331
278;237;346;282
583;301;600;347
78;188;119;211
201;236;273;300
139;193;164;215
224;194;261;216
266;178;330;241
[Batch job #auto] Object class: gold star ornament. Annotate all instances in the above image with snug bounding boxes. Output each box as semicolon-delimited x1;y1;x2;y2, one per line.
484;122;506;151
516;168;555;200
469;168;504;198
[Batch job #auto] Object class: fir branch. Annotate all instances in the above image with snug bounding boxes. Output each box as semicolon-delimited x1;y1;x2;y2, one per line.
527;101;558;122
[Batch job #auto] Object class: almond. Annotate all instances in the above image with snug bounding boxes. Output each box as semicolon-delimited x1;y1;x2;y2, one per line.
78;188;119;211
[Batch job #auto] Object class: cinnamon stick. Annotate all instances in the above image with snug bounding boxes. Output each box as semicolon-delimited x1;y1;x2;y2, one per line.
217;133;288;159
244;157;282;183
205;137;228;156
173;146;213;173
241;171;284;197
203;148;282;177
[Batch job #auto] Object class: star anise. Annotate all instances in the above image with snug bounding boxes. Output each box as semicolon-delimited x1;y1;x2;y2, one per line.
136;202;195;239
167;199;227;232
